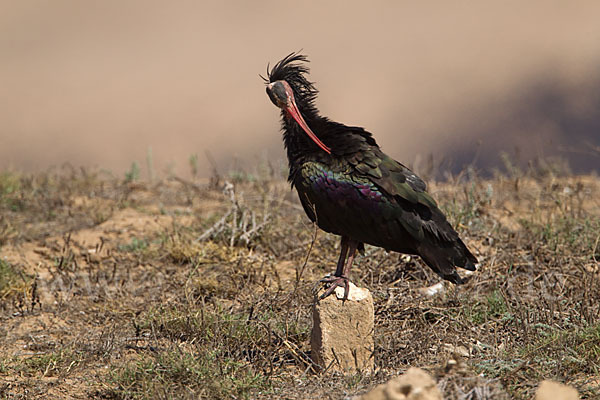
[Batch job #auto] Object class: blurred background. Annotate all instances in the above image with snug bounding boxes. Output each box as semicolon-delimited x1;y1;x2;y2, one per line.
1;0;599;178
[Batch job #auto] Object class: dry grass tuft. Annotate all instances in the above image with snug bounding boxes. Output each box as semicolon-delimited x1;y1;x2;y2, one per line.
0;162;599;399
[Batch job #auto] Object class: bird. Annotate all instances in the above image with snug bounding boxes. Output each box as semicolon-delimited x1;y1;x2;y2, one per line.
264;52;477;300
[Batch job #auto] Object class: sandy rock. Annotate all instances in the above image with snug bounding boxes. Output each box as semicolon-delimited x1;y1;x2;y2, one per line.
535;380;579;400
441;343;470;358
311;281;374;373
354;368;442;400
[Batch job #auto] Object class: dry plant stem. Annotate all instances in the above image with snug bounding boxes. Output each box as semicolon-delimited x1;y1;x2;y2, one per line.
0;167;599;399
592;233;599;264
196;181;269;246
292;221;319;298
197;210;232;241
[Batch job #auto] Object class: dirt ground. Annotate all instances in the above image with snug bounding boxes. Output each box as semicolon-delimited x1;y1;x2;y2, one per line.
0;165;599;399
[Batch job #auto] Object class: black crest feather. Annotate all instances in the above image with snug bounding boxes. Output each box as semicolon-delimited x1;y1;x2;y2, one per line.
266;52;318;108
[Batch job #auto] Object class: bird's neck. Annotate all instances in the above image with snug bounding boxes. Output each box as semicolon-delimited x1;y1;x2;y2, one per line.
282;108;326;157
280;106;331;182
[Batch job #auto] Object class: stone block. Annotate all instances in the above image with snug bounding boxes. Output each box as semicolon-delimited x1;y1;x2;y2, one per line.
311;281;374;373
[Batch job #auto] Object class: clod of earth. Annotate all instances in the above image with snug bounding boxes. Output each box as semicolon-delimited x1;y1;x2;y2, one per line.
535;380;579;400
353;367;442;400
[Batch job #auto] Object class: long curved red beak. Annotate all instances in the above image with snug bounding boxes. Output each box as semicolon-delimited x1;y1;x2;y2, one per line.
285;99;331;154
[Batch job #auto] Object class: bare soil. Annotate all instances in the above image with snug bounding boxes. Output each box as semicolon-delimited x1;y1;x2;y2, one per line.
0;166;599;399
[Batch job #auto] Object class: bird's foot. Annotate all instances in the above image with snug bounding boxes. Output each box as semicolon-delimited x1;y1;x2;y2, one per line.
319;275;350;301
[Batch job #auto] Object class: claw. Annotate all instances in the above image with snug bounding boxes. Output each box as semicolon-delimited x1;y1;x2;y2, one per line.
319;275;350;300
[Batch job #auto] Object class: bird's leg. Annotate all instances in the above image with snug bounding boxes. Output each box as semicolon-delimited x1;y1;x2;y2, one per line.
320;237;348;284
320;238;359;301
334;236;349;276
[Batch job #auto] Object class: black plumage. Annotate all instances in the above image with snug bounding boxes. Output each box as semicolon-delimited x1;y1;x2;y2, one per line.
265;53;477;299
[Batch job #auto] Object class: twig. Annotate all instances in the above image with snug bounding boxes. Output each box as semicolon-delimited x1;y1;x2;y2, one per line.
169;176;204;193
592;233;599;264
196;209;232;242
292;203;319;296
